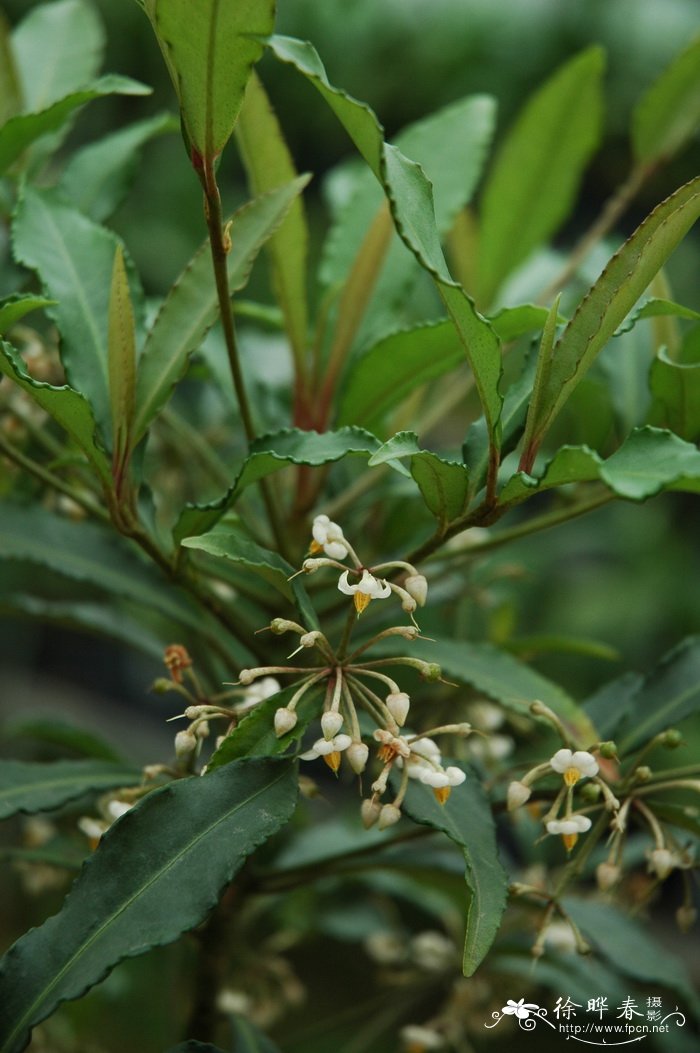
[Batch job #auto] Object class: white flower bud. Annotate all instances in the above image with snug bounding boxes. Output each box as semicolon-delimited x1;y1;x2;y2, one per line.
596;862;621;891
378;803;402;830
174;729;197;758
346;741;369;774
194;720;210;739
274;707;297;737
361;798;381;828
238;669;255;685
404;573;428;607
185;705;207;719
301;631;322;648
401;595;417;613
648;847;676;880
105;800;132;821
399;1024;444;1051
386;691;410;726
321;711;344;739
270;618;295;634
507;780;532;811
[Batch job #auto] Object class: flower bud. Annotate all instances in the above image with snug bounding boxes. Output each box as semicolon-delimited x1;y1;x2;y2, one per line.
635;766;652;783
662;729;683;748
347;741;369;774
401;595;417;613
194;720;210;739
238;669;256;685
386;691;410;726
174;729;197;759
404;574;428;607
361;798;381;828
420;663;442;682
676;905;697;932
596;862;621;891
580;782;602;803
321;711;344;739
185;705;208;719
599;740;618;759
301;631;322;648
378;803;402;830
507;780;532;811
274;707;297;737
399;1023;444;1050
151;678;174;694
270;618;295;634
648;847;676;880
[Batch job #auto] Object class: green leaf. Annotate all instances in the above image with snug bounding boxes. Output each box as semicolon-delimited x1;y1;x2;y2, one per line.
583;671;644;740
0;13;21;125
236;72;309;367
0;295;55;335
166;1044;228;1053
174;427;384;538
617;636;700;754
0;341;111;485
0;75;151;176
267;35;503;447
108;246;137;468
649;346;700;441
58;112;177;222
369;432;469;528
12;0;104;112
614;297;700;336
12;187;145;446
0;760;140;820
523;176;700;453
502;427;700;505
382;636;597;744
207;685;322;771
0;758;298;1053
132;177;309;443
230;1017;282;1053
518;294;562;467
181;527;298;601
477;47;604;307
143;0;275;160
5;719;124;763
488;304;555;343
400;765;507;975
632;35;700;165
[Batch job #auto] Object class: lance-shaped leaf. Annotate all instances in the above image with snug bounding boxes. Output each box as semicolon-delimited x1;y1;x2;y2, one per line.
379;636;597;744
235;72;309;368
267;35;503;448
400;765;507;975
0;760;141;820
58;112;177;222
0;75;151;176
142;0;275;161
12;0;103;112
522;176;700;456
649;345;700;441
208;683;323;771
0;758;298;1053
0;14;20;125
616;636;700;755
501;426;700;505
369;432;470;529
132;177;309;443
0;295;55;335
614;297;700;336
477;47;604;308
12;188;145;446
173;426;385;540
0;341;110;486
181;527;299;601
632;35;700;165
107;245;136;472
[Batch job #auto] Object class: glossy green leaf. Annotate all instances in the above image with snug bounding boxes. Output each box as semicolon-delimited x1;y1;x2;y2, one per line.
477;47;604;307
107;246;136;467
501;427;700;505
614;297;700;336
0;341;111;485
0;760;140;820
12;187;145;446
0;295;55;335
0;13;20;125
649;346;700;441
0;75;151;176
207;684;323;770
181;528;297;601
369;432;469;528
5;719;124;763
582;671;644;740
236;72;309;366
400;765;507;975
524;176;700;453
143;0;275;160
518;294;562;467
12;0;104;112
175;427;384;538
617;636;700;754
58;112;177;222
0;758;298;1053
267;35;503;447
632;35;700;164
132;177;309;443
381;636;597;743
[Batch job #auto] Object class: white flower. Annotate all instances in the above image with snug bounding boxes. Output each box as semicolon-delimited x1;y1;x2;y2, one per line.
502;998;539;1019
546;814;592;851
105;800;132;821
469;734;514;763
236;676;282;714
543;921;577;954
550;748;599;786
311;514;347;560
301;733;353;772
468;701;505;732
338;569;391;614
410;930;456;972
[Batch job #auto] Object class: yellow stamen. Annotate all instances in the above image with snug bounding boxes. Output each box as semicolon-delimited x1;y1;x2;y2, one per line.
562;833;579;853
354;592;371;615
433;786;451;805
378;743;398;763
323;751;342;773
309;539;323;554
564;767;581;787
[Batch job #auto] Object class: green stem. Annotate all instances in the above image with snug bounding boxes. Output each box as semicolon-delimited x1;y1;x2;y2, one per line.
0;431;110;522
552;811;609;898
